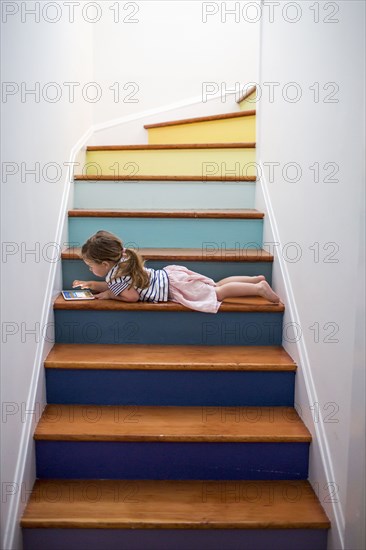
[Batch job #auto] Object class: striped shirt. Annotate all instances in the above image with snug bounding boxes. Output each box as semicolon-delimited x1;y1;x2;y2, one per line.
106;261;169;303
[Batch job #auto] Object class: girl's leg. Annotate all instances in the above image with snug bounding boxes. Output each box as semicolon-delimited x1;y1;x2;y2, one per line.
215;281;280;303
215;275;266;286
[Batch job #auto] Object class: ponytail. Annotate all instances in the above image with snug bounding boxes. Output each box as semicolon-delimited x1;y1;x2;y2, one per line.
81;230;150;290
113;248;150;290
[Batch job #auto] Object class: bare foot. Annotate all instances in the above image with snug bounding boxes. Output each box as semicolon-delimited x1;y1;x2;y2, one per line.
256;275;266;283
258;281;280;303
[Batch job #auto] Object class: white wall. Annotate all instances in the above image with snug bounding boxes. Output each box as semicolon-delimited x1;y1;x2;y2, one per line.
92;0;260;126
2;2;364;549
257;1;365;548
0;5;94;549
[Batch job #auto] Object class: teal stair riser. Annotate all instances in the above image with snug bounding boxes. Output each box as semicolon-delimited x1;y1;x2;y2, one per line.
62;260;273;289
68;218;263;248
46;369;295;406
54;310;284;346
74;181;256;210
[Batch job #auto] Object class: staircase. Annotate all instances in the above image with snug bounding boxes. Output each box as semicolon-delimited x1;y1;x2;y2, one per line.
21;88;330;550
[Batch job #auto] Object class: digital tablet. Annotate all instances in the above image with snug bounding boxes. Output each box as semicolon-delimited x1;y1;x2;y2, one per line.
62;290;95;300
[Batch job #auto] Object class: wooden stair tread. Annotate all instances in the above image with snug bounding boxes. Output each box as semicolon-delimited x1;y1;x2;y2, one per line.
68;208;264;219
45;344;296;371
87;142;255;151
21;479;330;529
144;110;256;129
74;175;257;181
35;405;310;442
237;85;257;104
54;295;284;312
62;247;273;262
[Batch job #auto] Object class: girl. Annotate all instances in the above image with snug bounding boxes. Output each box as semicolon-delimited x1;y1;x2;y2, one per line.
73;230;280;314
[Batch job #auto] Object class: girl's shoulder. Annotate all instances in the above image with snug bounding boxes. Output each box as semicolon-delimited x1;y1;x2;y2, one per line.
106;260;129;283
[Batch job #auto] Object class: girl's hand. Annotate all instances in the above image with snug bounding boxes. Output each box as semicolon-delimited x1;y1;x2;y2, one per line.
72;280;93;290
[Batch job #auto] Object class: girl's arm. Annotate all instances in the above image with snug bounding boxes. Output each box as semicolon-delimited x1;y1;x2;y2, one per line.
72;279;139;301
94;287;140;302
72;280;108;292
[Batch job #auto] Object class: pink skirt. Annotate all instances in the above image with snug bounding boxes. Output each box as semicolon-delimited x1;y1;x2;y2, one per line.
164;265;222;314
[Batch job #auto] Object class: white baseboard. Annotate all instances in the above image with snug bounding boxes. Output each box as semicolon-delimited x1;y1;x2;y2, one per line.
255;161;345;550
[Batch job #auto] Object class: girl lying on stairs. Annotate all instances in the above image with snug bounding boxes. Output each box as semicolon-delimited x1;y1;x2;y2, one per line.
73;230;280;314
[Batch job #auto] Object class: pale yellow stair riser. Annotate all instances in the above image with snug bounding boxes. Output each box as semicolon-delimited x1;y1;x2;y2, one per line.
239;90;258;111
85;148;257;177
147;115;256;144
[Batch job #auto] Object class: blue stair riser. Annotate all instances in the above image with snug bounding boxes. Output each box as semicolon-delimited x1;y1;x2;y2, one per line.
68;218;263;248
62;260;273;289
46;370;294;406
74;181;256;210
36;441;309;480
54;311;284;346
23;528;328;550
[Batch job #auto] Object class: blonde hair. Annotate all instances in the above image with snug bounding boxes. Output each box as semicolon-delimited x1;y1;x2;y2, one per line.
81;230;150;290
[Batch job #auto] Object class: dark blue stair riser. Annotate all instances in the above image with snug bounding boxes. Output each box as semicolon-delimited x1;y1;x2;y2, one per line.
68;217;263;249
62;260;273;289
36;441;309;480
23;528;328;550
54;311;284;346
46;370;295;406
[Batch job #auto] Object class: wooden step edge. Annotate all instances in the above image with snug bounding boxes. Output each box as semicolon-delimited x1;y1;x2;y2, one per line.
53;295;285;312
237;85;257;104
144;110;256;129
21;518;331;530
21;479;331;530
34;405;311;443
87;142;256;151
44;345;296;372
45;363;296;373
34;434;311;443
61;247;274;262
73;175;257;182
67;209;264;219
